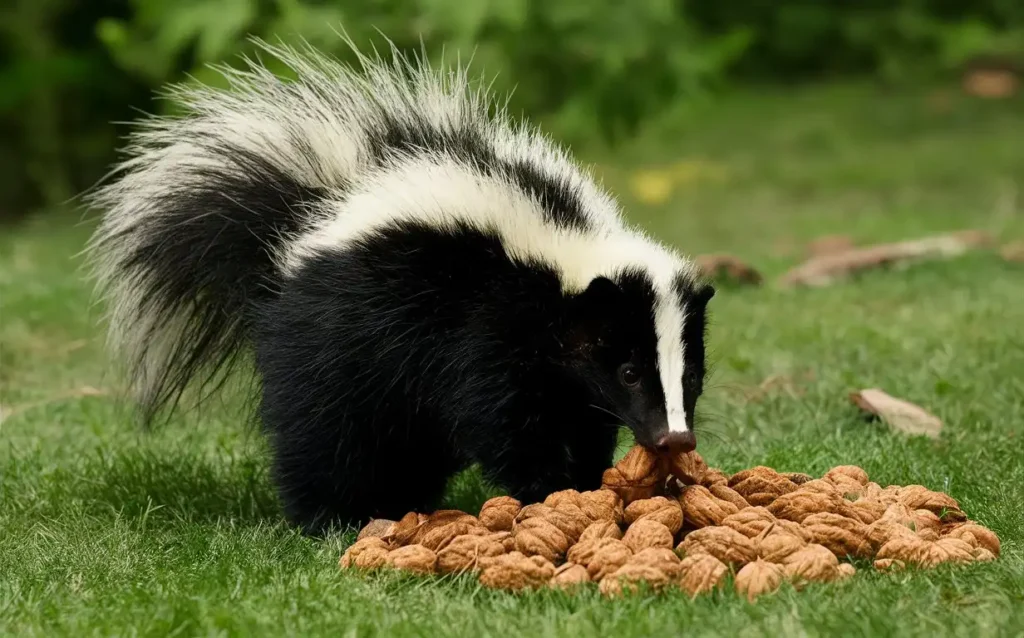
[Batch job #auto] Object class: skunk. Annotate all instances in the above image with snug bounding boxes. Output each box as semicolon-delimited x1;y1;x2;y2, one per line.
85;38;715;534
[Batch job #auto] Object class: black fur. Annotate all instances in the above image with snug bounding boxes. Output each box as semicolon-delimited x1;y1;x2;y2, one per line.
254;222;623;532
107;143;327;424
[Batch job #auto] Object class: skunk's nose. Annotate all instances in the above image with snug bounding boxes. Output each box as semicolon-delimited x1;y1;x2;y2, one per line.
655;430;697;454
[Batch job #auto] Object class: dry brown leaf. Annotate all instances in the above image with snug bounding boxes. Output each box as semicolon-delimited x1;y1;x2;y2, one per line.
694;254;763;286
1001;240;1024;263
850;389;943;439
735;559;786;602
808;234;855;258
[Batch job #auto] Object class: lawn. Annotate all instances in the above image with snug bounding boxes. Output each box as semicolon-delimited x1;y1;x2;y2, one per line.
2;81;1023;637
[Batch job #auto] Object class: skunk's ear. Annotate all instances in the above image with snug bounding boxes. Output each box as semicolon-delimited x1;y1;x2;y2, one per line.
564;276;624;353
692;282;715;309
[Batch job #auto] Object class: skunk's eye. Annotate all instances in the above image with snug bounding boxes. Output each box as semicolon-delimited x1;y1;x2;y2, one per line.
619;363;641;387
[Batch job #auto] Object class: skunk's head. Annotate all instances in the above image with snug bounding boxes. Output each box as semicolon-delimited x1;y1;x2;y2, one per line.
564;267;714;455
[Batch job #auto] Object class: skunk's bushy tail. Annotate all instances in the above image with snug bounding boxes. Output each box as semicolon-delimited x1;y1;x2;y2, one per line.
85;37;491;424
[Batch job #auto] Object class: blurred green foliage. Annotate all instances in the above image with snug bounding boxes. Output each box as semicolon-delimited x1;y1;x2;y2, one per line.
1;0;1022;218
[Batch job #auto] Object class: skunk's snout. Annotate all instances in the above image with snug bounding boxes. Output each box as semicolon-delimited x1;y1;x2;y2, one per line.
654;430;697;455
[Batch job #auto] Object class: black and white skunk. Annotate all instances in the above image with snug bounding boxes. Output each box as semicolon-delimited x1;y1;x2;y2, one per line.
86;38;715;533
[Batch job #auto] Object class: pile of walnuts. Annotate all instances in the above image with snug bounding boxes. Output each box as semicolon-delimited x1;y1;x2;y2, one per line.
340;446;1000;600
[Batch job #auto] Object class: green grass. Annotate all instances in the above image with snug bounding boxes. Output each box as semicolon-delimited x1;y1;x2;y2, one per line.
2;81;1024;637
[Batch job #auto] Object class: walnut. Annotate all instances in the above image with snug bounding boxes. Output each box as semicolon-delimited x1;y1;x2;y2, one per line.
836;563;857;579
357;518;397;541
624;497;683;534
677;554;729;597
599;563;671;597
823;465;870;486
544;489;583;509
517;504;591;543
864;520;918;553
478;552;555;591
578;520;623;543
622;519;675;553
848;498;887;524
513;517;571;563
679;485;741;528
755;527;807;563
549;562;591;590
386;544;437;574
578;490;625;523
487;531;516;553
436;534;507;574
668;451;708;485
777;519;812;542
585;539;634;581
876;536;975;568
911;509;942;534
780;544;841;585
728;466;778;487
896;485;965;521
721;507;777;538
801;512;871;558
419;521;487;552
735;559;786;602
340;537;390;569
601;446;667;504
781;472;814;485
395;510;479;547
479;496;522;532
700;468;730;488
515;503;554;523
628;547;683;578
567;537;623;566
794;479;840;496
730;469;797;506
388;511;427;545
943;522;1000;556
677;526;757;566
873;558;905;571
972;548;997;562
767;489;847;523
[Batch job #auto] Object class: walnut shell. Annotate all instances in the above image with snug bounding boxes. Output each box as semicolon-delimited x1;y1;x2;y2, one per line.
677;554;729;597
668;451;708;485
628;547;683;578
767;489;845;523
755;528;807;562
578;490;625;523
795;479;840;496
836;563;857;579
780;544;840;585
567;537;623;566
679;485;741;528
478;552;555;591
873;558;906;571
357;518;397;541
677;526;757;566
599;563;671;597
396;510;479;547
419;521;486;552
578;520;623;543
586;539;635;581
848;498;887;524
601;468;661;505
479;496;522;532
340;537;390;569
735;559;786;602
624;497;684;534
487;531;517;553
728;466;779;488
544;489;583;509
353;546;391;570
436;534;507;574
515;503;554;523
386;544;437;574
876;536;975;568
781;472;814;485
943;522;1000;556
823;465;869;487
896;485;965;521
911;509;943;534
700;468;731;488
972;547;997;562
622;519;675;553
721;507;777;538
549;562;591;590
616;445;663;482
730;470;797;506
387;511;427;546
801;512;871;558
513;517;570;563
709;484;750;511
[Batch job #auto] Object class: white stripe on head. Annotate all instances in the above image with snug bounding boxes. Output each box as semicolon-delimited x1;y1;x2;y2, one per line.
651;272;691;434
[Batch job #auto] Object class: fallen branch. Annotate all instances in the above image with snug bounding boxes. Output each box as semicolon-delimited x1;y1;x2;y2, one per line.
778;231;993;288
